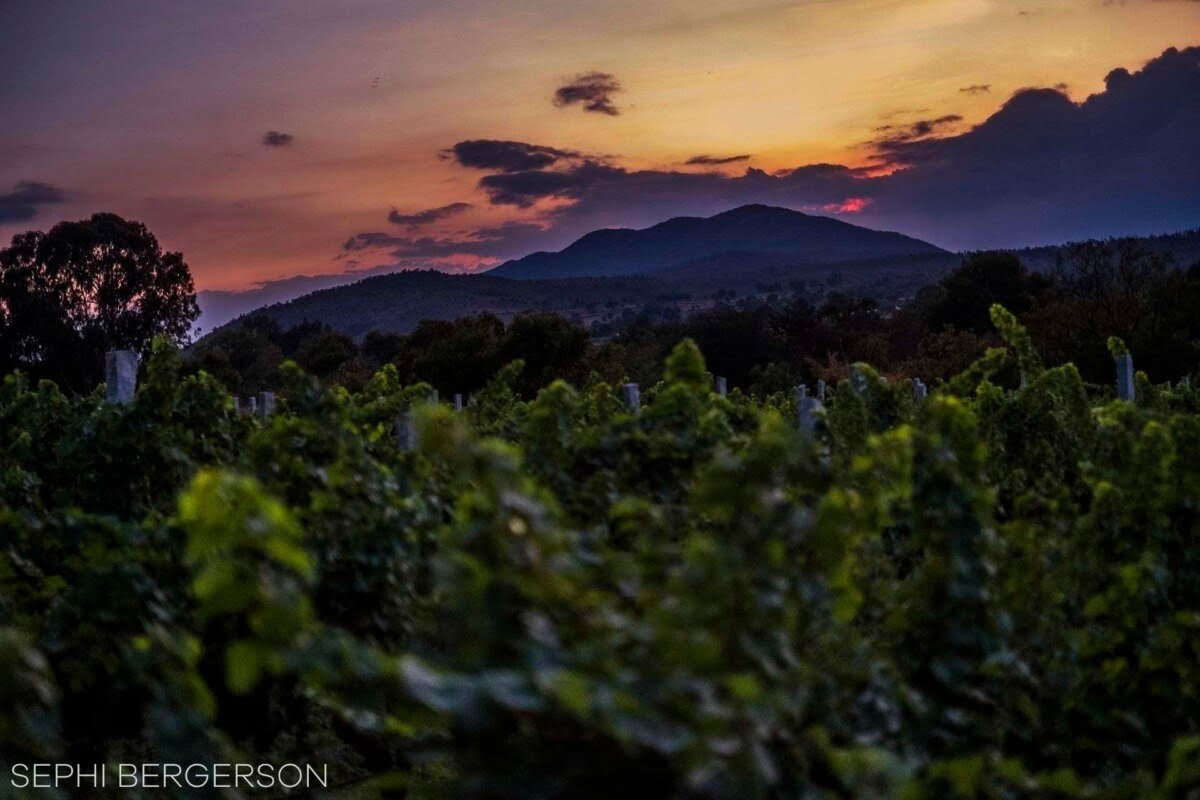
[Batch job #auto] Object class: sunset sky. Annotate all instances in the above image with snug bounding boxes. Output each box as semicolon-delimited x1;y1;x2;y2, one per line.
2;0;1198;297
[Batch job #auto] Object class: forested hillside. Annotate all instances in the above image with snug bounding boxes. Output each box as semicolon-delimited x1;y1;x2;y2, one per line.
232;270;665;339
1011;227;1200;273
191;244;1200;402
203;226;1199;344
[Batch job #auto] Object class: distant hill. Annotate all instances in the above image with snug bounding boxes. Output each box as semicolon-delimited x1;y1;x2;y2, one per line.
202;209;1200;342
223;270;668;340
196;272;376;335
489;204;949;279
1011;228;1200;273
653;250;960;293
208;256;951;341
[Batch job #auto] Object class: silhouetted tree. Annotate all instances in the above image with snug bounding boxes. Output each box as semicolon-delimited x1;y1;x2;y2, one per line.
1053;239;1169;344
1026;239;1173;382
362;330;404;366
821;292;884;363
294;328;358;379
922;252;1049;334
498;313;590;395
184;321;282;393
682;307;781;386
0;213;199;391
404;315;506;393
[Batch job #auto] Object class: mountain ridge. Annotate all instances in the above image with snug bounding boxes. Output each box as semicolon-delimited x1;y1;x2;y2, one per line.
198;209;1200;341
488;204;949;279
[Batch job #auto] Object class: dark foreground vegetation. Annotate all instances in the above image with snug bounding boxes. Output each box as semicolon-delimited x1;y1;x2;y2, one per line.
7;215;1200;797
6;316;1200;797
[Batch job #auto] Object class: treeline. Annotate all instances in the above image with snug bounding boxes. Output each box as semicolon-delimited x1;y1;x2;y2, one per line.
188;312;592;399
193;239;1200;399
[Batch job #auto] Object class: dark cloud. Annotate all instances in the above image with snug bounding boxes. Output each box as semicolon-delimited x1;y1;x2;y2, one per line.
342;232;408;252
871;114;963;150
342;219;545;260
553;72;622;116
342;233;461;259
862;46;1200;245
261;131;294;147
685;154;752;165
0;181;67;224
470;220;545;241
387;202;473;227
443;140;580;172
479;161;621;207
343;233;502;259
959;84;991;94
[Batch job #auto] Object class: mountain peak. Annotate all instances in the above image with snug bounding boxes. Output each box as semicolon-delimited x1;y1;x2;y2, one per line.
488;205;945;280
715;203;810;219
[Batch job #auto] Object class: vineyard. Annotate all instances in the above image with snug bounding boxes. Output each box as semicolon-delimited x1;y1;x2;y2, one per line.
5;305;1200;798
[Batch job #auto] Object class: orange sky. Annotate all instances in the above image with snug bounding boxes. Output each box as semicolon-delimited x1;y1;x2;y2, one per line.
2;0;1198;290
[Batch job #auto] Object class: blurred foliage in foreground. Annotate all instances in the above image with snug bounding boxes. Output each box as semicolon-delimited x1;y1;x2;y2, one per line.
5;309;1200;799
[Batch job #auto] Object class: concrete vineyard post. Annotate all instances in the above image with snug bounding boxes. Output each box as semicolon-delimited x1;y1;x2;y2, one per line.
796;384;819;434
397;412;416;451
622;383;641;413
850;366;867;396
105;350;138;405
1116;353;1135;401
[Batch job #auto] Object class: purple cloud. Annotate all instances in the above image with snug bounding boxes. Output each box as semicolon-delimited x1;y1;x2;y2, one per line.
0;181;67;224
553;72;622;116
686;154;752;165
443;140;580;172
388;202;473;227
262;131;294;147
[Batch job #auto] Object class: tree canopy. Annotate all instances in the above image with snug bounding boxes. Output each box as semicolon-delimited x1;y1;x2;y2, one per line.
0;213;199;391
